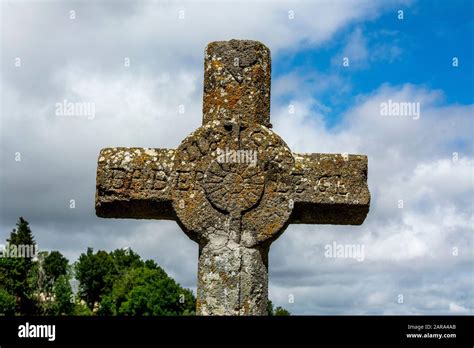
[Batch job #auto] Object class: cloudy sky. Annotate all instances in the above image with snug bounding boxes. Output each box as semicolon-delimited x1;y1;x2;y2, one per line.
1;0;472;314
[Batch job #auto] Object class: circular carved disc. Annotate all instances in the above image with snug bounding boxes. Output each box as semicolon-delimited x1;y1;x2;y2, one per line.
204;161;265;213
171;121;295;247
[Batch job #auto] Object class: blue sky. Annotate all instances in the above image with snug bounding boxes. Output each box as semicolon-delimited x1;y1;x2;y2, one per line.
1;0;473;315
274;0;473;127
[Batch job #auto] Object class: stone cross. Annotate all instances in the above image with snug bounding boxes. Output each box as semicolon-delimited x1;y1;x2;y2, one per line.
95;40;370;315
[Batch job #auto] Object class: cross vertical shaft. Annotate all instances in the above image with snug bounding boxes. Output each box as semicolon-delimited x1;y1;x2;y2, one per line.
203;39;272;128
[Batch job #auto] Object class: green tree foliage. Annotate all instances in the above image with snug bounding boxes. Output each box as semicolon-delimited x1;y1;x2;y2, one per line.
43;251;68;287
51;275;74;315
7;217;36;247
0;258;21;298
267;299;274;316
1;218;197;316
110;248;144;271
99;264;195;315
75;248;156;314
31;250;70;314
0;217;37;314
0;288;16;315
267;300;291;316
72;299;93;316
32;251;72;315
273;306;291;316
75;248;116;310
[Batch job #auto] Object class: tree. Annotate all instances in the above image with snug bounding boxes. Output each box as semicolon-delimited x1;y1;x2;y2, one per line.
110;248;143;272
75;247;150;311
267;300;290;316
273;306;290;316
51;275;74;315
0;258;20;296
32;250;70;314
0;288;16;315
7;217;35;248
43;251;68;287
72;299;93;316
267;300;274;316
0;217;38;314
75;248;115;310
100;265;195;316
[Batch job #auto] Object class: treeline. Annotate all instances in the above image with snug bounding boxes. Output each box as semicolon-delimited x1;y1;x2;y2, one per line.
0;217;289;316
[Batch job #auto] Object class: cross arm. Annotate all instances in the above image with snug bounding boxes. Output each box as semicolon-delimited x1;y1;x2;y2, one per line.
95;147;176;220
290;153;370;225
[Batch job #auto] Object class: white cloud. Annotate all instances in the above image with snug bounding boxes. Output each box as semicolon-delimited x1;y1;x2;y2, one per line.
332;27;369;68
332;27;403;69
449;302;469;314
269;82;473;314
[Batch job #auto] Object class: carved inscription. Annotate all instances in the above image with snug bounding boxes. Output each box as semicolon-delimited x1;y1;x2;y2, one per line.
293;174;348;196
316;175;347;196
108;168;169;191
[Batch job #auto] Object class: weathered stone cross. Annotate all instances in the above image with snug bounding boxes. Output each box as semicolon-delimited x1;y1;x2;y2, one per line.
95;40;370;315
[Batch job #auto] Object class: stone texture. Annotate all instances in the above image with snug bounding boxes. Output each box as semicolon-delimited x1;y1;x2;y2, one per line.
95;40;371;316
203;40;271;127
171;121;295;247
290;153;370;225
96;147;175;220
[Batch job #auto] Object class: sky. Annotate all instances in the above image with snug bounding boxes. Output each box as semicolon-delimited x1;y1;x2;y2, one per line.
0;0;473;315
